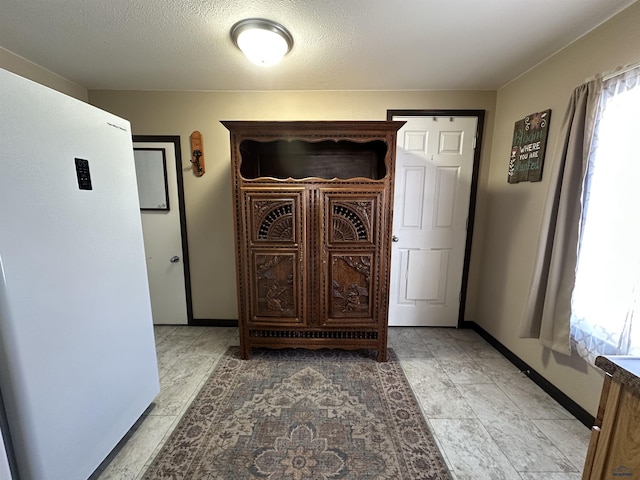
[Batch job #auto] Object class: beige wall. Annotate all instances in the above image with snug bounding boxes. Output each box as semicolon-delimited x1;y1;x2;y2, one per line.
88;90;496;321
0;47;87;101
476;1;640;416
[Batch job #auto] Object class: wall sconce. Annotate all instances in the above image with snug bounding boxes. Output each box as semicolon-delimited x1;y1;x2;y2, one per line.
230;18;293;67
190;131;205;176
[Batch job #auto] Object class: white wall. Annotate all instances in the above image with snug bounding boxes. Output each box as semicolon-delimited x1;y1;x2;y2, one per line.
0;47;87;101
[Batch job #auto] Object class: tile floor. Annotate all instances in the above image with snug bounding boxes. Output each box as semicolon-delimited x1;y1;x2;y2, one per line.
92;326;591;480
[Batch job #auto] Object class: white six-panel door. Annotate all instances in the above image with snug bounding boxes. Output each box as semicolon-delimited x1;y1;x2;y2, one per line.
389;116;477;326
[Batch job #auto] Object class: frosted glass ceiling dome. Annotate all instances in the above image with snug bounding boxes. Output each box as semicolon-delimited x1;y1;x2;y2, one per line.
231;18;293;67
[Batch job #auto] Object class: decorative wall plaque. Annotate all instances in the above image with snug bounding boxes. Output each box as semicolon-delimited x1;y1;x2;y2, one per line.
508;109;551;183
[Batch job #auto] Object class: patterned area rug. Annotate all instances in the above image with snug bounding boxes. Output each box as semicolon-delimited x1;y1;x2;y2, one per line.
143;347;451;479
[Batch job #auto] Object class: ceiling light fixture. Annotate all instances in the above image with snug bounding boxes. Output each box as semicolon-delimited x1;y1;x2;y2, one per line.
230;18;293;67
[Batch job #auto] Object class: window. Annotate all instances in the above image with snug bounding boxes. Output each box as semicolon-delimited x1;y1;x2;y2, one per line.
570;66;640;364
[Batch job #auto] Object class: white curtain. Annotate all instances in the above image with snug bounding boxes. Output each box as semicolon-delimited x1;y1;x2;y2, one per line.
570;66;640;364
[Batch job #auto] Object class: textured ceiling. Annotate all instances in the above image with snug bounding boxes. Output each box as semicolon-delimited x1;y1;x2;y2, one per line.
0;0;636;91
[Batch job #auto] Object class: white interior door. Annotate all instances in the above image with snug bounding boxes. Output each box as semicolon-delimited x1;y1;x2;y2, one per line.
389;115;477;326
134;141;188;325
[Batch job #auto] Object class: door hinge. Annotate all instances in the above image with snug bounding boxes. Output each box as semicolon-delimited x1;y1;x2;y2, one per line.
472;136;477;149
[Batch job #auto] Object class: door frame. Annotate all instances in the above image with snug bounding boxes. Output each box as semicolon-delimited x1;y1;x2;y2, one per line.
132;135;193;324
386;110;485;327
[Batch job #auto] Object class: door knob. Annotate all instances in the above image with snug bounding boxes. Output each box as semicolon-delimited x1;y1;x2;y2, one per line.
392;235;399;242
170;256;180;263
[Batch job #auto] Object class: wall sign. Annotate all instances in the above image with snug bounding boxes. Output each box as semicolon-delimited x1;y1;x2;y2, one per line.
508;109;551;183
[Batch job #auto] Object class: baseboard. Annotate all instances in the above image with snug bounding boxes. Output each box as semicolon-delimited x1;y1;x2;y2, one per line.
190;318;239;327
461;321;594;428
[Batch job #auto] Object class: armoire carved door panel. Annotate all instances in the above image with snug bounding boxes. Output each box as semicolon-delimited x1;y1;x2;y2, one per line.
320;189;383;326
243;189;305;325
328;253;375;320
251;252;300;321
330;201;375;243
247;193;302;244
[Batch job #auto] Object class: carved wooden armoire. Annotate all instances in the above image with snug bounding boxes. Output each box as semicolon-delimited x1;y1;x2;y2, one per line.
223;121;404;361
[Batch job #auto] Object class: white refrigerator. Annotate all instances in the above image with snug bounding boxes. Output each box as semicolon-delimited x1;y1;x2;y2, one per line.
0;68;160;479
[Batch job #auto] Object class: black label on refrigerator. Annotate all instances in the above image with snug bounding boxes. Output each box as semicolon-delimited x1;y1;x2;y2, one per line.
75;158;92;190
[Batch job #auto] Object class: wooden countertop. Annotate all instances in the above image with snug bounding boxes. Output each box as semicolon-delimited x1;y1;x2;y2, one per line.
595;355;640;395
